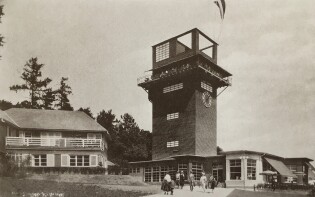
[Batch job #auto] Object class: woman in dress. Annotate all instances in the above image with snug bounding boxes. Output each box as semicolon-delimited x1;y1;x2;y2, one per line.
200;172;207;192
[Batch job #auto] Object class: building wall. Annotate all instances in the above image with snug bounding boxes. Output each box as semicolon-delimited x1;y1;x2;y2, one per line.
195;89;217;157
226;153;264;188
151;81;196;160
7;149;106;167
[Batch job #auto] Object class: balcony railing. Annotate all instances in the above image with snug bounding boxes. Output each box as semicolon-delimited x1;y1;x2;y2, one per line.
137;62;231;86
6;137;104;150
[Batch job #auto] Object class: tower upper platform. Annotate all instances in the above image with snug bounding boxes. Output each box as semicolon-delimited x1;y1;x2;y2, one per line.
138;28;232;90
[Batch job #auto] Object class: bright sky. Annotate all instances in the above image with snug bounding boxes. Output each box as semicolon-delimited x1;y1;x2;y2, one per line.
0;0;314;161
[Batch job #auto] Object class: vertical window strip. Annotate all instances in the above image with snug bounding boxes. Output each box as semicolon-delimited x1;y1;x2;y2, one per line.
144;167;152;182
247;159;256;180
156;42;170;62
201;81;212;92
167;112;179;120
163;83;183;93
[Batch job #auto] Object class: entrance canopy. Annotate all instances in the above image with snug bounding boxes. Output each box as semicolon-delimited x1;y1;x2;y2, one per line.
265;158;297;178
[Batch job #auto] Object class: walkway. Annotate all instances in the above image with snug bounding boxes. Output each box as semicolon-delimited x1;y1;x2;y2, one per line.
144;186;235;197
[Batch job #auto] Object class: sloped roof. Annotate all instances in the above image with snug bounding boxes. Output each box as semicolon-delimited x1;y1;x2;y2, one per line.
0;110;19;127
5;108;106;132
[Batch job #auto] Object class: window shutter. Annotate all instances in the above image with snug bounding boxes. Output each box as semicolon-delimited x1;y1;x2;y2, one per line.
47;154;55;167
90;155;98;166
61;154;69;167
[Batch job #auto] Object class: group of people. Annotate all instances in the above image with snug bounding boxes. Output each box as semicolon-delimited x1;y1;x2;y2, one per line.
161;170;217;195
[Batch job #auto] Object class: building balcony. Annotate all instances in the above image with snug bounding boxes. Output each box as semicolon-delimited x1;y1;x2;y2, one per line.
137;62;231;88
5;137;104;150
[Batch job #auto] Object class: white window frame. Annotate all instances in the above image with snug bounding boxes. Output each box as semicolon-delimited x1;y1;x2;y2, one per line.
167;141;179;148
33;154;47;167
163;83;183;93
167;112;179;120
69;155;90;167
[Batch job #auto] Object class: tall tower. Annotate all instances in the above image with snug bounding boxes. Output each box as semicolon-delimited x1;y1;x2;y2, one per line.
138;28;231;160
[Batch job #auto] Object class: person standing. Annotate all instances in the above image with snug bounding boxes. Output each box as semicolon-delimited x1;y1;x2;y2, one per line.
175;171;180;189
200;172;207;193
163;172;172;195
188;171;195;191
179;171;185;189
210;177;216;193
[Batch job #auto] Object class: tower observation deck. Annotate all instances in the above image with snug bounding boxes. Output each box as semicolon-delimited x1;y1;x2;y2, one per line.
138;28;232;93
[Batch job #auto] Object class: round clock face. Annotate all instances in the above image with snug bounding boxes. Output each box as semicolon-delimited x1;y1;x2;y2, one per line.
202;91;212;108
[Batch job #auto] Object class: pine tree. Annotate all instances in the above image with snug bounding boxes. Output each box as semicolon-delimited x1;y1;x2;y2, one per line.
55;77;73;111
41;88;56;110
10;57;52;108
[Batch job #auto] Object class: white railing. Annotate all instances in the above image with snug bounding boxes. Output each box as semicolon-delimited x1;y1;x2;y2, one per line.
6;137;104;150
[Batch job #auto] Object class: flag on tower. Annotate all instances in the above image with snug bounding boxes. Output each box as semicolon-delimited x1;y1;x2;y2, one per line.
214;0;226;20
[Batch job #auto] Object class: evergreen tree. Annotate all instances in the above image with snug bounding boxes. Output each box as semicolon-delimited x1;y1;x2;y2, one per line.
10;57;52;108
78;107;93;119
55;77;73;111
96;109;116;132
0;100;13;110
41;88;56;110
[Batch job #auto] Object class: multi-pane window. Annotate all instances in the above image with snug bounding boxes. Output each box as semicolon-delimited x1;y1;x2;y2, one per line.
156;42;170;62
247;159;256;180
167;112;179;120
34;154;47;167
144;167;152;182
212;163;223;181
201;81;213;92
167;141;179;148
160;166;168;181
152;166;160;182
178;163;188;179
163;83;183;93
168;166;176;179
192;162;203;180
230;159;241;180
70;155;89;167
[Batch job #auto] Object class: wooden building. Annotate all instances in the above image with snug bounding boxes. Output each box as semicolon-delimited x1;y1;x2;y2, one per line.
0;108;110;170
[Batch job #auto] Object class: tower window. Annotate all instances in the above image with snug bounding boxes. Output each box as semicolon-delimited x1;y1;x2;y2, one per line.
167;112;179;120
163;83;183;93
167;141;179;148
156;42;170;62
201;81;212;92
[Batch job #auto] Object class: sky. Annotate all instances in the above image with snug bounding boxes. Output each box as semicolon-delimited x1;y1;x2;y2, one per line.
0;0;314;162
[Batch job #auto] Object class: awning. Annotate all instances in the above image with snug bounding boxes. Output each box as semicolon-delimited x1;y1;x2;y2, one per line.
265;158;297;178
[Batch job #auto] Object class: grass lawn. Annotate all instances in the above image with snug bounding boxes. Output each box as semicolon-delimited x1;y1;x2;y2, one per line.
227;189;309;197
0;176;159;197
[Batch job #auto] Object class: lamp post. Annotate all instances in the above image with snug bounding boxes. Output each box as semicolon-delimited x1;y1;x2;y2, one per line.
239;155;249;190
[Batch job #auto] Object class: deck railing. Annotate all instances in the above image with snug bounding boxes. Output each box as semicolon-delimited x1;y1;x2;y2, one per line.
137;63;231;86
6;137;104;150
